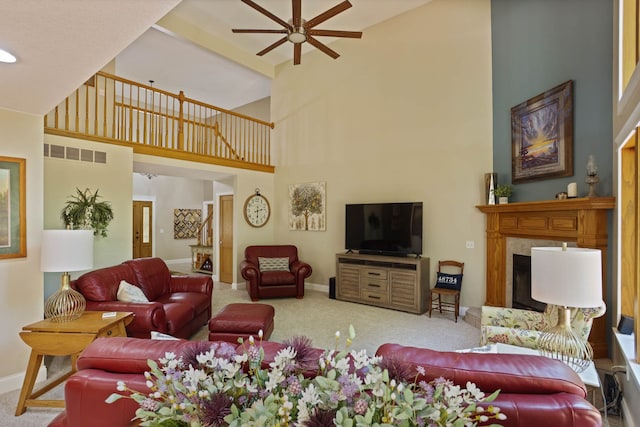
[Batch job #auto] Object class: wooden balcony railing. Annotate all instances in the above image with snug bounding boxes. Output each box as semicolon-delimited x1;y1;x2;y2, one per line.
44;71;274;173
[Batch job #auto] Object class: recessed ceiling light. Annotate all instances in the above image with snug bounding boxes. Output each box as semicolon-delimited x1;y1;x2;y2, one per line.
0;48;17;63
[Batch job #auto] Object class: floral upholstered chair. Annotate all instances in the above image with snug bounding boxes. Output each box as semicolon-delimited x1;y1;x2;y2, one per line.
479;303;606;350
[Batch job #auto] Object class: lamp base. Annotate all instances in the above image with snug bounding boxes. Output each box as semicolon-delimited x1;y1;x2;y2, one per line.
585;174;599;198
44;272;86;322
537;306;593;373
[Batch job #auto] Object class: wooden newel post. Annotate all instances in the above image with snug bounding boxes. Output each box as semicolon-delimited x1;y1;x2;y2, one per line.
178;90;185;151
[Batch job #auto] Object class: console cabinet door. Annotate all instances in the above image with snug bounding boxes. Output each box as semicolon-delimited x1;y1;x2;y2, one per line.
337;264;360;300
390;271;419;312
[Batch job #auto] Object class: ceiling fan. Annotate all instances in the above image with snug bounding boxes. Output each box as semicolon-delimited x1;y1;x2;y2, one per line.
232;0;363;65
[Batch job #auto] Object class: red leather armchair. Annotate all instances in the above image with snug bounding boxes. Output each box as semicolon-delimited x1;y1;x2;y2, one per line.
240;245;312;301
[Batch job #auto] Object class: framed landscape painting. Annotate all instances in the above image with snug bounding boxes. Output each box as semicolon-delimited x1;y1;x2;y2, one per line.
0;156;26;259
511;80;574;184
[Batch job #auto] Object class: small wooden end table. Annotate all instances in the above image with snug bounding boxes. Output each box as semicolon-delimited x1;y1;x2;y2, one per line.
15;311;134;416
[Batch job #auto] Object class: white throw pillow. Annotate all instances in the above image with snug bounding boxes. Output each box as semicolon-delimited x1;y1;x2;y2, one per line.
258;257;290;272
116;280;149;303
150;331;180;340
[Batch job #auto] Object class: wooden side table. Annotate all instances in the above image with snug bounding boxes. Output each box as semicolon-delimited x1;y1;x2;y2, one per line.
15;311;134;416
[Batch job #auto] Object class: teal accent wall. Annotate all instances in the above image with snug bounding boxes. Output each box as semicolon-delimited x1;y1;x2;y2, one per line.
491;0;612;201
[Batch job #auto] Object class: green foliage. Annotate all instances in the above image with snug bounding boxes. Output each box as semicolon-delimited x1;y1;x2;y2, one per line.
61;188;114;237
494;184;513;198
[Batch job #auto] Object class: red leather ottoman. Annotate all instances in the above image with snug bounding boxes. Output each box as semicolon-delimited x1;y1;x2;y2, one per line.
208;303;275;343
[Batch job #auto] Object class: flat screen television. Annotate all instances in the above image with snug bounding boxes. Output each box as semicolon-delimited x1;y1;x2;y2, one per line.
345;202;423;257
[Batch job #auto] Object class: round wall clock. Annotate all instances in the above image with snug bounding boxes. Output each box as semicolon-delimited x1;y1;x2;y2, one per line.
243;189;271;228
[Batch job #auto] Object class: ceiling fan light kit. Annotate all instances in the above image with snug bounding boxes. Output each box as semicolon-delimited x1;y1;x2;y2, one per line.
233;0;362;65
287;20;307;43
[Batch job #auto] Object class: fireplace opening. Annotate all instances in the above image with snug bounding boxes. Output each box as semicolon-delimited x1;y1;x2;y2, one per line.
512;254;546;312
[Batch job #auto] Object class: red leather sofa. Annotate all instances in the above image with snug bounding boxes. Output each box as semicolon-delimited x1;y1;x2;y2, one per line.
71;257;213;338
240;245;312;301
47;337;601;427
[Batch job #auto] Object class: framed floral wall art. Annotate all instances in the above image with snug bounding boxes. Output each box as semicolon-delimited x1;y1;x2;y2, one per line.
0;156;26;259
511;80;574;184
289;182;326;231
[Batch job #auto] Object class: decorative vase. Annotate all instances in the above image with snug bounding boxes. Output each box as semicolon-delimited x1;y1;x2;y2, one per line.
486;173;497;205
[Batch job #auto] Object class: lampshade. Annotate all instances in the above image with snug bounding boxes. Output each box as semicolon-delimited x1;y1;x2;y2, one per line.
41;230;94;272
42;229;94;322
531;246;602;308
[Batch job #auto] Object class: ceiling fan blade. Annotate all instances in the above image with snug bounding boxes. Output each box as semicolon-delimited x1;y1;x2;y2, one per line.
232;29;288;34
294;42;302;65
306;36;340;59
306;1;352;29
256;37;288;56
240;0;291;29
292;0;302;28
308;29;362;39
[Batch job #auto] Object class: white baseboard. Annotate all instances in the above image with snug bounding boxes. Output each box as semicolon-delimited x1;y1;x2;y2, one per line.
306;282;327;293
164;258;191;264
0;365;47;395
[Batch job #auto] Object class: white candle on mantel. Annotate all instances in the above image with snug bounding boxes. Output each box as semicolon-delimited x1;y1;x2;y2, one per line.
568;182;577;198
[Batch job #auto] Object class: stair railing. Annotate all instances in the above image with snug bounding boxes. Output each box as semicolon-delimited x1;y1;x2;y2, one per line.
44;71;274;172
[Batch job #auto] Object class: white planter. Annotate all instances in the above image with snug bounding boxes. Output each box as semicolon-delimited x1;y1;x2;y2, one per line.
498;197;509;204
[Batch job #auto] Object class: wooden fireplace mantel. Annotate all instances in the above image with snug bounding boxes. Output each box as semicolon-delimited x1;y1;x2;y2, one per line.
476;197;615;358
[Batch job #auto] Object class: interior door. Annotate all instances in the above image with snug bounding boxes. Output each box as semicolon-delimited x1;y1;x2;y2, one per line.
132;201;153;258
219;195;233;283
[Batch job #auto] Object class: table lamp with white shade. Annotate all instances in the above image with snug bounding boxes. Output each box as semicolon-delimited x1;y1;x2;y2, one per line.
531;244;603;372
41;229;94;322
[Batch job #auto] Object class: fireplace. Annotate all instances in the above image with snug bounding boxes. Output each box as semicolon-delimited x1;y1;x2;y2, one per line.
476;197;615;358
512;254;546;312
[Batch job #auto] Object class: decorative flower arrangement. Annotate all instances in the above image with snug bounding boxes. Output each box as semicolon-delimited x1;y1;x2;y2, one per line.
61;187;114;237
108;327;506;427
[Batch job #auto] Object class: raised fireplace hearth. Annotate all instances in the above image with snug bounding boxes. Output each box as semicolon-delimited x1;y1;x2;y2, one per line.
477;197;614;358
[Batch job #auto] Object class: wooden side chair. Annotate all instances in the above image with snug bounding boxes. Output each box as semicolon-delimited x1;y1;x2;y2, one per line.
428;260;464;322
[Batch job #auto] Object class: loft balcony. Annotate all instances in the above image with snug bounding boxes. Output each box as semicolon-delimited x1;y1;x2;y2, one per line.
44;71;274;173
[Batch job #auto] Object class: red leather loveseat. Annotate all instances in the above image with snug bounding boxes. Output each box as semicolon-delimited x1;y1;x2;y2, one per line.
71;257;213;338
47;337;601;427
240;245;312;301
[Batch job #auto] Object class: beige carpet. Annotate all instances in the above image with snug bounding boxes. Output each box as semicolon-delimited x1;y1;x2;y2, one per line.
0;282;620;426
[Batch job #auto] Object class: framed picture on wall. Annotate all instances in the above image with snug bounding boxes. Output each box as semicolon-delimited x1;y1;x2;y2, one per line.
289;182;326;231
0;156;26;259
511;80;574;184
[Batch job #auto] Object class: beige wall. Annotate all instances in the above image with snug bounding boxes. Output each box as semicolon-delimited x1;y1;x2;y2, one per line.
130;154;275;285
133;174;212;260
0;108;44;391
44;135;134;266
232;96;271;123
270;0;493;308
43;135;134;301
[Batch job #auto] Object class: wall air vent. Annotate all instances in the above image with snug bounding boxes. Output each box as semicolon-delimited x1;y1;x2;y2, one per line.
44;144;107;164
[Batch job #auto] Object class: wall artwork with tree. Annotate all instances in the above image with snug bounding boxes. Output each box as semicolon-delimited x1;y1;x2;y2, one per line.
288;182;326;231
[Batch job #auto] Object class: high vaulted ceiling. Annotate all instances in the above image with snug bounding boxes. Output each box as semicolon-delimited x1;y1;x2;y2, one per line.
0;0;432;115
0;0;180;115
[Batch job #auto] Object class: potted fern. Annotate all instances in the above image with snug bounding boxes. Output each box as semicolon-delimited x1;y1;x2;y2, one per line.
494;184;513;204
61;188;114;237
